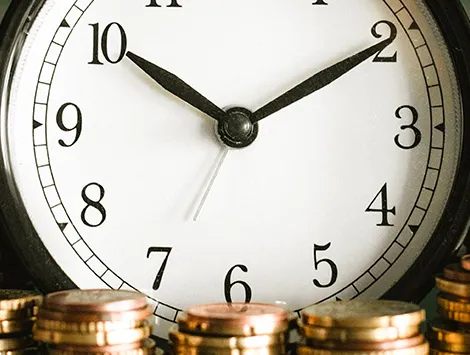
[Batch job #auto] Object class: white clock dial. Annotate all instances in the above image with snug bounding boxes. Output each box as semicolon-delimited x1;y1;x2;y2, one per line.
2;0;462;340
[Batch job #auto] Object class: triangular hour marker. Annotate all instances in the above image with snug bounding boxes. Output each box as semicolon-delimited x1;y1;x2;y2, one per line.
409;21;419;30
409;225;419;234
33;120;42;129
58;223;68;231
60;19;70;28
435;123;445;132
336;297;342;301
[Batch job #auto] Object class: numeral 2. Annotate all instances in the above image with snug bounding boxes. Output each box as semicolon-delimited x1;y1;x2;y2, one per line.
366;183;396;226
89;23;127;65
147;247;172;290
371;21;397;62
147;0;182;7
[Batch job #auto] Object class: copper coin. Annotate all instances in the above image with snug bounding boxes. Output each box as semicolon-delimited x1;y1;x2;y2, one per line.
170;331;286;349
304;334;425;351
171;345;282;355
297;342;429;355
36;318;149;333
185;303;288;330
0;306;37;321
444;263;470;282
37;305;152;323
301;301;424;328
0;336;34;351
435;275;470;298
43;290;147;313
298;323;420;342
0;290;42;311
437;293;470;313
48;338;156;354
462;255;470;271
33;325;151;346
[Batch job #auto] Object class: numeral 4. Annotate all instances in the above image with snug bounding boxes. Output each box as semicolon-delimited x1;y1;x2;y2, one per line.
366;183;396;226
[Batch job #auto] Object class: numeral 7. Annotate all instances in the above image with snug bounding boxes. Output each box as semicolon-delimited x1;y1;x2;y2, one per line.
147;247;173;290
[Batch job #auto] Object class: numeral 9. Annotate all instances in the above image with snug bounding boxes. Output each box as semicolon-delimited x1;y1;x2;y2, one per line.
57;103;82;147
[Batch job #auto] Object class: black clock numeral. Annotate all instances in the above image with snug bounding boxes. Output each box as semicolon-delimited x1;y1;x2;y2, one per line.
371;20;397;62
312;243;338;288
147;0;182;7
89;23;127;65
224;264;252;303
147;247;172;290
57;103;82;147
81;183;106;227
394;105;421;150
366;183;396;226
312;0;327;4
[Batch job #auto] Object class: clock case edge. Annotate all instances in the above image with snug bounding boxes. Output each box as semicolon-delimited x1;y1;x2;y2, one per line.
0;0;469;302
0;0;76;292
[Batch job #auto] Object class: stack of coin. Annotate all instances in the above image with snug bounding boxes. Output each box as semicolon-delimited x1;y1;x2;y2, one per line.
171;302;290;354
429;254;470;355
33;289;157;354
0;289;42;354
297;300;428;355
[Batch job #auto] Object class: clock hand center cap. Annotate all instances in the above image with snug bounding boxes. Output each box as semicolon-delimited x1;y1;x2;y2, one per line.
217;107;259;149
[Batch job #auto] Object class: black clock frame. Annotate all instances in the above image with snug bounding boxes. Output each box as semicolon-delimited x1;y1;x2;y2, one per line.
0;0;469;304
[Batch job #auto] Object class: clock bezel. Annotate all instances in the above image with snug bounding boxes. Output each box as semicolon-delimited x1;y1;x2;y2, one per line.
0;0;469;310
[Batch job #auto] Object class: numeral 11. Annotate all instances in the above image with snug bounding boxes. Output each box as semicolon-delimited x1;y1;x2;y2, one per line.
147;0;182;7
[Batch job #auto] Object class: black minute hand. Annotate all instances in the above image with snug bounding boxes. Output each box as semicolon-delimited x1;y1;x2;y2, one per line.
250;38;393;123
126;51;226;122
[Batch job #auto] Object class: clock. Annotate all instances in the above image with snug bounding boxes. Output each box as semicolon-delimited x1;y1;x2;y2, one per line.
1;0;470;345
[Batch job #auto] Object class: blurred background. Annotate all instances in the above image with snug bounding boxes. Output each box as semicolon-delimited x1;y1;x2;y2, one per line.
1;0;470;317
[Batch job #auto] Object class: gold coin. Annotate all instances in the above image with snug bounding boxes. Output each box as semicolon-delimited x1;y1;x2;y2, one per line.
437;293;470;313
296;342;429;355
43;290;147;314
0;347;40;355
444;263;470;282
171;345;282;355
435;275;470;298
430;349;463;355
427;318;470;345
0;318;35;334
299;323;420;342
36;318;149;333
47;338;157;355
0;306;37;321
33;325;151;346
461;255;470;271
37;305;152;323
0;336;34;351
429;341;470;353
178;316;289;337
0;290;42;311
182;303;289;337
169;331;286;349
304;335;425;351
437;306;470;323
301;301;425;328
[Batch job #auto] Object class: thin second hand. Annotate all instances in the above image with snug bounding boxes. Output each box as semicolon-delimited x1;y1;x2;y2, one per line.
193;147;229;222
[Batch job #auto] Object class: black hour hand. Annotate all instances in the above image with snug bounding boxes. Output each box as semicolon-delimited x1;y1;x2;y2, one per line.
126;51;226;122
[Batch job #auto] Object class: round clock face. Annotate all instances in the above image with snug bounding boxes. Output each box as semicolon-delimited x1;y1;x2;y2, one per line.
0;0;468;341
